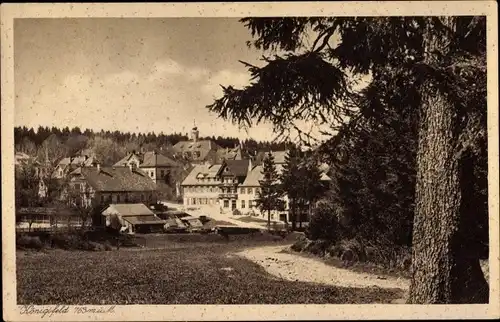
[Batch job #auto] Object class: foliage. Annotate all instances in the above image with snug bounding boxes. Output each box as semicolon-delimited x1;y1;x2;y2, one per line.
206;16;488;303
16;235;43;250
297;156;326;215
306;202;340;242
280;145;303;228
15;160;43;208
255;153;285;227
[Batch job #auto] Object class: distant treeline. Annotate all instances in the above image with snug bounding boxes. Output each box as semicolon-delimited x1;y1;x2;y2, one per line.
14;126;288;163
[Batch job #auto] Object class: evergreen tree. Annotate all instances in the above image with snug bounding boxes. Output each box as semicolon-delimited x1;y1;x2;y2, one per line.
255;152;285;229
280;145;302;230
206;17;487;303
299;156;325;225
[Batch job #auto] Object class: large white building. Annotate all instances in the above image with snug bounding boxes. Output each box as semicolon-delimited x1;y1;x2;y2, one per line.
180;150;331;223
181;163;224;207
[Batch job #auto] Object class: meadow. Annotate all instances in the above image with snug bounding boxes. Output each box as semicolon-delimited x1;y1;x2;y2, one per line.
16;233;403;305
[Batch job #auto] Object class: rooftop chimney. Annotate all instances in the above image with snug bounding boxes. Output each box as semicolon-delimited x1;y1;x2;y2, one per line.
248;158;253;173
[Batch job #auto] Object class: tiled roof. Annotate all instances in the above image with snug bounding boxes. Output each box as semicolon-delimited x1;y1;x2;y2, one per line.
241;164;284;187
222;159;250;178
58;155;97;167
172;140;221;162
15;152;32;166
123;215;165;225
181;164;222;186
214;146;243;162
74;167;157;192
141;151;178;167
103;203;155;217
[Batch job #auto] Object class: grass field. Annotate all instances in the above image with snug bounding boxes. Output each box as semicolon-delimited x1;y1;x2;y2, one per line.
17;234;403;305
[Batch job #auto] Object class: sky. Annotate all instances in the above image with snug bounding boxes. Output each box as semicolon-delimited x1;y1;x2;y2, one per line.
14;18;340;142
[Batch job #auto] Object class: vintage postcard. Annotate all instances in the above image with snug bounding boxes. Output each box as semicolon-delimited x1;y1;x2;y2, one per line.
2;1;499;321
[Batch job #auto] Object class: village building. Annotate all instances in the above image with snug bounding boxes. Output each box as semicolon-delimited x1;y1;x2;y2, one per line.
15;206;85;232
102;203;165;234
114;150;179;184
14;151;49;199
239;159;290;222
180;149;332;223
172;126;244;165
53;154;98;179
172;127;221;164
114;150;185;199
218;159;250;212
67;160;158;208
181;163;223;207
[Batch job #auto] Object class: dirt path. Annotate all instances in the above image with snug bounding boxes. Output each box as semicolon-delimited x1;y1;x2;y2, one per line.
235;245;410;292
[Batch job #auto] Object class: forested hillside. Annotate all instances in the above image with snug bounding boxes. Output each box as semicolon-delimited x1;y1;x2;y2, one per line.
14;126;287;165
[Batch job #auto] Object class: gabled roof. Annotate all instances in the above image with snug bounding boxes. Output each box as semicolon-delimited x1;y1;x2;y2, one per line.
103;203;155;216
221;159;250;178
113;152;142;167
181;164;222;186
255;150;288;165
141;151;178;167
72;167;157;192
57;155;97;168
240;164;285;187
214;146;243;163
15;152;33;166
172;140;222;162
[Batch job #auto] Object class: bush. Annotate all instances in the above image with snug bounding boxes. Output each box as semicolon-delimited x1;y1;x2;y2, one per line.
305;240;331;256
290;234;310;252
51;233;84;250
103;241;113;251
17;235;44;250
327;244;344;258
338;239;365;262
306;203;340;242
232;209;242;216
88;241;105;251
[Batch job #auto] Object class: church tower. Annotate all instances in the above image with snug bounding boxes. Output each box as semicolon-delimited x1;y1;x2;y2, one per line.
191;120;199;142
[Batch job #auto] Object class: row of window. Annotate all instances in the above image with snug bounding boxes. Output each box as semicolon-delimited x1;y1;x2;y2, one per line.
146;169;170;179
184;186;221;193
17;215;84;225
99;193;153;204
184;186;260;194
180;151;201;159
186;198;218;206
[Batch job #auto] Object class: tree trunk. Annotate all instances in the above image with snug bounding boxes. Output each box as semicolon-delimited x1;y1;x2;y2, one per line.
267;210;271;231
408;17;488;304
291;200;297;231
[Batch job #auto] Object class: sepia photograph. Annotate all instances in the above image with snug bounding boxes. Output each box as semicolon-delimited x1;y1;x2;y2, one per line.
1;2;499;321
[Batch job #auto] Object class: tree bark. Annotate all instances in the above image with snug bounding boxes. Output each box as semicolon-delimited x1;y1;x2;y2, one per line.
267;210;271;231
408;17;488;304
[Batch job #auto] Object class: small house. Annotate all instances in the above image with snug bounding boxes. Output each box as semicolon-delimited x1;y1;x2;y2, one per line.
102;203;166;234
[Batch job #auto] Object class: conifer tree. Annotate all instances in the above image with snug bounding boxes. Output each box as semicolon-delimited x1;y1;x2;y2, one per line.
280;146;302;230
255;152;285;229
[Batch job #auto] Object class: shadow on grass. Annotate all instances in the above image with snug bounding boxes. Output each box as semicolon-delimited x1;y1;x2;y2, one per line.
17;236;404;305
